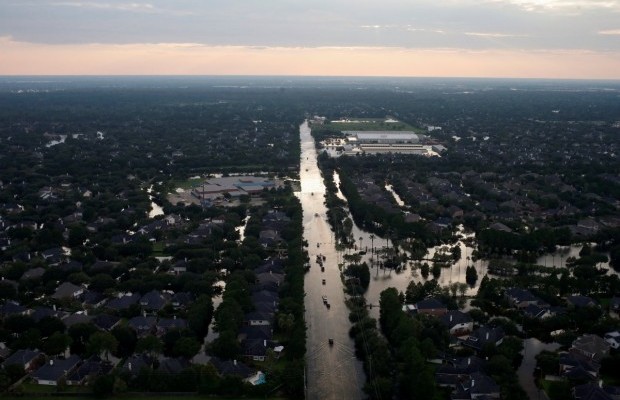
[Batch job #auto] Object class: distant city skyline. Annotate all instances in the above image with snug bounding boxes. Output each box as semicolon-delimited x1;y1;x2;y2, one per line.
1;0;619;78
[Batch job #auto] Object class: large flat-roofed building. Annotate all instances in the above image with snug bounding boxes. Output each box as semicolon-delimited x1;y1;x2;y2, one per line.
344;131;420;144
191;175;277;200
358;143;428;155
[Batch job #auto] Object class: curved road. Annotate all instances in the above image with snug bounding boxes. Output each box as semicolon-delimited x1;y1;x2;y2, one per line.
298;120;366;400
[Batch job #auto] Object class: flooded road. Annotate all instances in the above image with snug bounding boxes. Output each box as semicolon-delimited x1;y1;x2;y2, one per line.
518;338;560;400
298;121;366;400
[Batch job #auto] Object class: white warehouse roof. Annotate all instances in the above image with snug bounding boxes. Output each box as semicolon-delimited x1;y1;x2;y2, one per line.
343;131;419;142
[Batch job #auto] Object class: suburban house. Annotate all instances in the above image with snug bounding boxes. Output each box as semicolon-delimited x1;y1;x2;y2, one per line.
505;287;543;308
31;355;81;385
2;349;41;371
244;311;272;326
559;352;599;381
66;356;113;385
404;297;448;317
450;371;500;399
463;326;505;352
570;334;610;364
51;282;84;300
604;331;620;349
439;311;473;336
567;295;598;309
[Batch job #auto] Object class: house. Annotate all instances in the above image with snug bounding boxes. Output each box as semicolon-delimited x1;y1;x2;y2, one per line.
92;314;120;331
604;331;620;349
505;288;542;308
169;260;188;275
20;267;45;281
610;297;620;313
81;291;107;308
571;334;611;364
489;222;512;233
559;352;599;380
414;297;448;317
451;371;500;399
139;290;167;311
31;306;58;322
209;357;254;380
244;312;272;326
439;311;473;335
0;301;28;317
523;304;552;319
51;282;84;300
128;316;157;337
435;356;485;388
238;325;273;342
106;293;140;311
242;339;271;362
2;349;41;370
62;313;92;328
122;354;153;378
258;229;283;248
463;326;505;352
31;355;81;385
157;317;188;334
255;272;284;290
567;295;598;308
157;357;190;374
573;382;615;400
66;356;113;385
171;292;193;309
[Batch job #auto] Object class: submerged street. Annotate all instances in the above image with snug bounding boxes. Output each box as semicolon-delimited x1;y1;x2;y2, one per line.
297;121;366;400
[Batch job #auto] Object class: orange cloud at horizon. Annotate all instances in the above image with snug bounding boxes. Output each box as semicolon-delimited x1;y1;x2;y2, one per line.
1;37;619;79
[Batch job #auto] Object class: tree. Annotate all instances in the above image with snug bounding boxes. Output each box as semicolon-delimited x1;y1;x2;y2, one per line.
68;323;98;355
43;332;72;356
188;295;214;337
136;335;163;360
173;337;201;358
87;331;118;360
111;326;137;358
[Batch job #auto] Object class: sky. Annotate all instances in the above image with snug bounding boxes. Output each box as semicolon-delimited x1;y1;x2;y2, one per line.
1;0;620;78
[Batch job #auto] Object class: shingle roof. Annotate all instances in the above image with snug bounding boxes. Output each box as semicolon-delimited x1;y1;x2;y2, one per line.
31;355;81;382
439;311;472;329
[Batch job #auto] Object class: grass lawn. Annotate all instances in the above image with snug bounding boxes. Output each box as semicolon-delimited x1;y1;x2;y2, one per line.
171;176;203;190
151;242;166;256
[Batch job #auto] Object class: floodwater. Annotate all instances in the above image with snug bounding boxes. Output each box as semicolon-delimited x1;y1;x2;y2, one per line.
518;338;560;400
297;121;366;400
147;185;165;218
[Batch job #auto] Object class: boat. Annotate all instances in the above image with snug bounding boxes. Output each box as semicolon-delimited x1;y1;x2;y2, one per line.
328;338;334;346
322;295;327;303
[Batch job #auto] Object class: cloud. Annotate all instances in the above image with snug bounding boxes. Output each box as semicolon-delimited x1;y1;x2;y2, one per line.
1;36;620;79
49;1;194;15
465;32;528;38
598;29;620;35
406;27;446;34
488;0;620;13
